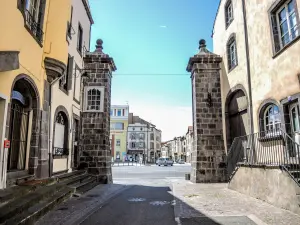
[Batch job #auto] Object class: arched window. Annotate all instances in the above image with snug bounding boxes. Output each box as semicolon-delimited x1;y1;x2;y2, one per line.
226;34;238;71
263;104;281;132
84;87;104;112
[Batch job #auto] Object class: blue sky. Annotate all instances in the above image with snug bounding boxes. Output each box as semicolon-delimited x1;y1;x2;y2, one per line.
89;0;220;141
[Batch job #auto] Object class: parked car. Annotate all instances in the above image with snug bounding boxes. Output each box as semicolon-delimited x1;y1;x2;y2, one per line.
178;159;185;164
157;157;173;166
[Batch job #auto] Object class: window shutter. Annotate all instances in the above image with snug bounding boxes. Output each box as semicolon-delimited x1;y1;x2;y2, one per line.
67;56;74;90
270;14;281;53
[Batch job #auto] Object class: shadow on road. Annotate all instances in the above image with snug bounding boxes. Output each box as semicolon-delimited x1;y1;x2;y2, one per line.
79;183;223;225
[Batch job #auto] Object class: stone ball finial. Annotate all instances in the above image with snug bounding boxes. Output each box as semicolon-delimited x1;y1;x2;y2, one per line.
95;39;103;52
199;39;206;48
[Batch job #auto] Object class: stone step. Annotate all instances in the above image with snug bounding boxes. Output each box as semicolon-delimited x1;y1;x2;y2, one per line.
0;184;65;223
69;176;96;191
76;180;101;194
60;174;90;186
0;186;36;206
3;187;74;225
53;170;86;182
16;175;35;185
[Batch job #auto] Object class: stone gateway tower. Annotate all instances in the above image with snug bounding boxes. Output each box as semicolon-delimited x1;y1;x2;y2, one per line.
80;39;116;183
187;39;226;183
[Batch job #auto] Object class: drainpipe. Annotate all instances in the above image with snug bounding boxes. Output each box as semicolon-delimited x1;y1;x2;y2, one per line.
242;0;254;135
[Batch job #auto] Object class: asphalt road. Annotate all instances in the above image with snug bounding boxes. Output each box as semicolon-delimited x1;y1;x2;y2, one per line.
80;164;191;225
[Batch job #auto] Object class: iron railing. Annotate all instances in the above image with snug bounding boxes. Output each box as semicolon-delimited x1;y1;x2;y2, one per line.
227;128;300;185
24;9;44;44
53;147;69;156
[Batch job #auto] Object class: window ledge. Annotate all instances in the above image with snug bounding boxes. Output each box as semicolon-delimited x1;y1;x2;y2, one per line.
272;35;300;59
59;86;69;95
228;63;238;74
258;134;283;142
225;19;234;30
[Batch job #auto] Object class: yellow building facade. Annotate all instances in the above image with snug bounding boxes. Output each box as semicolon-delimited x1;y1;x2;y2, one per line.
0;0;70;188
110;105;129;161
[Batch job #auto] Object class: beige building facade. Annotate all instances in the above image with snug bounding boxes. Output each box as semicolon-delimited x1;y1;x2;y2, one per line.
50;0;93;175
213;0;300;151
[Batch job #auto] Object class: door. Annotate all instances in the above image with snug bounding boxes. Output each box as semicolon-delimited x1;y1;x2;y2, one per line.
288;103;300;158
8;101;29;171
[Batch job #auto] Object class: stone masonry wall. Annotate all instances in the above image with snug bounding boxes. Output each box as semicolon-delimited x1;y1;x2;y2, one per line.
79;41;116;183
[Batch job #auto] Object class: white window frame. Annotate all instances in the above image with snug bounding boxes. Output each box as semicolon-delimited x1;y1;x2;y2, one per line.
276;0;299;48
116;139;121;146
229;41;237;69
263;104;281;135
83;86;105;112
225;1;233;26
26;0;41;22
139;133;145;140
130;133;136;140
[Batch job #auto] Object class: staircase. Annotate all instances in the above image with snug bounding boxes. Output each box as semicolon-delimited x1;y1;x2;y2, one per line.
0;170;101;224
227;128;300;186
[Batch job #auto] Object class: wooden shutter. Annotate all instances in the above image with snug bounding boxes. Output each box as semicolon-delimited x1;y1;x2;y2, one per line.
270;13;281;53
67;56;74;90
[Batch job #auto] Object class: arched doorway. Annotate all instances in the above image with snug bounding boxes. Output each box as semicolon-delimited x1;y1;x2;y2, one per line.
52;108;69;174
7;76;39;172
226;89;249;148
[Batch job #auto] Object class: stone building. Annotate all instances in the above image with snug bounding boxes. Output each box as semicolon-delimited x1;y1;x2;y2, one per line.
213;0;300;214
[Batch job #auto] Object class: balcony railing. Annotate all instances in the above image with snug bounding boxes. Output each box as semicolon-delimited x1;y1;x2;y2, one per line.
24;9;44;44
53;147;69;156
227;128;300;185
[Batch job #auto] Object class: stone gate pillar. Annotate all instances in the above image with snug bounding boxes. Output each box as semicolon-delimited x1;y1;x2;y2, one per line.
186;39;226;183
80;39;116;183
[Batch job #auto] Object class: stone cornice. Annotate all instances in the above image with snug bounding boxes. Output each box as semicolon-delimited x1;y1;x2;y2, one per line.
44;57;66;83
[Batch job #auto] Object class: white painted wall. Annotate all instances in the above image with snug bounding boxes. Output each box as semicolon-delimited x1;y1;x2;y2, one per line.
0;94;8;188
50;0;92;174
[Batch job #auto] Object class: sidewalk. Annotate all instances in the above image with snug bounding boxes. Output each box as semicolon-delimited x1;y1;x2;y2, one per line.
172;181;300;225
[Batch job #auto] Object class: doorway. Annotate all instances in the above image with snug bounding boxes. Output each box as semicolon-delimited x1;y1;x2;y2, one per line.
7;99;30;171
227;90;249;147
288;102;300;158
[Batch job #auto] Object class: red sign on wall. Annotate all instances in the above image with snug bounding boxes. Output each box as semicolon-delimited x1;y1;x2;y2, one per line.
3;140;10;149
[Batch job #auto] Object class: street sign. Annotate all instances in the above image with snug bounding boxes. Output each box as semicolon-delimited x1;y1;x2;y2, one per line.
4;140;10;148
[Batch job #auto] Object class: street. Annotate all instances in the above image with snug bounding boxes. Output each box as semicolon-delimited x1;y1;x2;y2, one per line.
81;164;190;225
36;164;300;225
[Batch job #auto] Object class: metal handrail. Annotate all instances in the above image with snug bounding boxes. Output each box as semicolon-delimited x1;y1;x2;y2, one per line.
227;128;300;184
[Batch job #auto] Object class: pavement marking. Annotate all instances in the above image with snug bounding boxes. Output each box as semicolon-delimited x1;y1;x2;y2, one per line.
128;198;146;202
175;217;182;225
149;201;170;206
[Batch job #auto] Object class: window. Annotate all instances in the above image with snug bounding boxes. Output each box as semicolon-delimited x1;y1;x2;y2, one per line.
60;55;73;92
122;109;125;116
110;110;113;116
117;109;122;116
20;0;45;44
140;127;143;131
150;142;154;149
77;24;83;55
84;87;104;112
270;0;299;53
113;122;124;130
116;139;121;146
139;133;145;140
131;142;136;148
225;0;234;27
138;142;144;148
130;133;136;140
226;35;237;71
263;104;281;132
150;133;154;140
67;6;73;38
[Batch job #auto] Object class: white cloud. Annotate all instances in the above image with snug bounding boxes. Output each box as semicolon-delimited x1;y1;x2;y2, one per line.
128;103;192;141
159;25;167;28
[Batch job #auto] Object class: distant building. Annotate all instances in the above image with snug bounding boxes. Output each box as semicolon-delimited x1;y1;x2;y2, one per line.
126;113;162;163
185;126;194;163
110;105;129;161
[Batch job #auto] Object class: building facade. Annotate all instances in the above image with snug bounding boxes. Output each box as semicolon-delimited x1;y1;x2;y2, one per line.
110;105;129;161
213;0;300;151
50;0;93;175
0;0;72;188
185;126;194;163
127;122;161;163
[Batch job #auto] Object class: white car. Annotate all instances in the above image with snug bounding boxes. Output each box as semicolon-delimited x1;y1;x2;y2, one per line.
157;158;173;166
